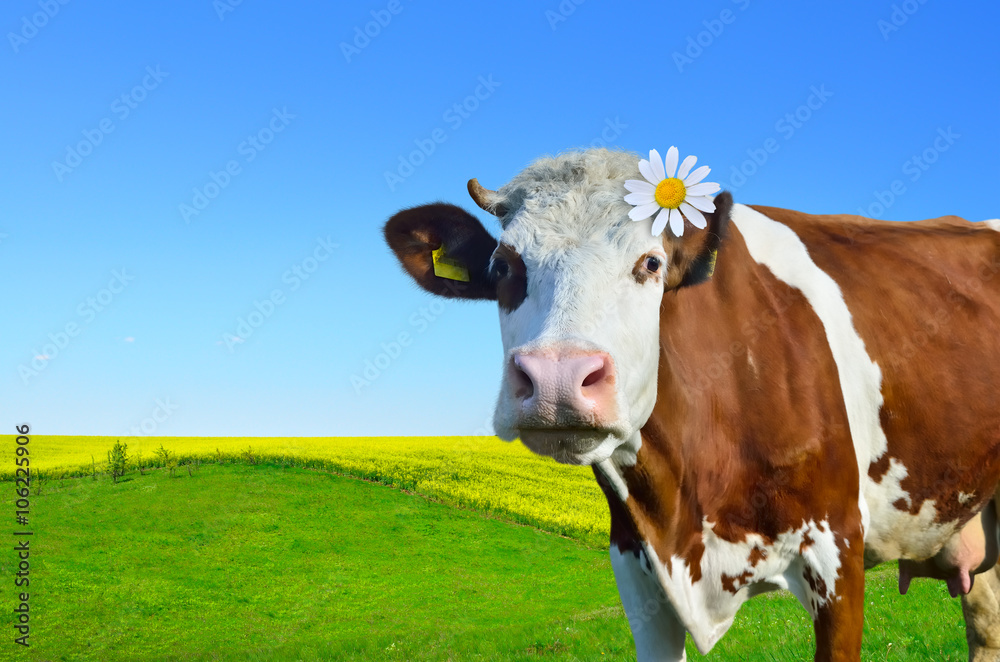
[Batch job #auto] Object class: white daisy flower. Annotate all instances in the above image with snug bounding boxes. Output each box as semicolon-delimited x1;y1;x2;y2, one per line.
623;147;722;237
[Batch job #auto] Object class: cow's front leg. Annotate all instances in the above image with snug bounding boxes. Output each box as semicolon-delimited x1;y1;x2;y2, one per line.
808;526;865;662
611;546;687;662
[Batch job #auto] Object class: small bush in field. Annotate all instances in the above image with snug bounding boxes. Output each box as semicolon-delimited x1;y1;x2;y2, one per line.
155;444;178;477
108;440;128;484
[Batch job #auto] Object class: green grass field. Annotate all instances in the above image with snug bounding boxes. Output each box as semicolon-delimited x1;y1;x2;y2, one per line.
0;435;610;546
0;437;970;660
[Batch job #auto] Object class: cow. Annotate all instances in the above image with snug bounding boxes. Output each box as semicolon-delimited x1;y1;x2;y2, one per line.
382;148;1000;661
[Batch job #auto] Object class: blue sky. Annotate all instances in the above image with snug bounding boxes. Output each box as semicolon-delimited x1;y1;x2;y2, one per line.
2;0;997;438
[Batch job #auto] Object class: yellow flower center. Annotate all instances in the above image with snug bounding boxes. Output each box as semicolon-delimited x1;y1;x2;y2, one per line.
654;177;686;209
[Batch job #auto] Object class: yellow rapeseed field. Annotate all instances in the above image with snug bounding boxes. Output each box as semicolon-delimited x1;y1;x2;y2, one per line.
2;435;611;546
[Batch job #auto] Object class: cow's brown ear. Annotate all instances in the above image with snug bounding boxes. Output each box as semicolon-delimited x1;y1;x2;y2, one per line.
669;191;734;290
383;203;499;300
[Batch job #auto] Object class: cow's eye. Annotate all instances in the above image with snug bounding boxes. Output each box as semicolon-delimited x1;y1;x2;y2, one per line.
491;257;510;280
643;256;661;273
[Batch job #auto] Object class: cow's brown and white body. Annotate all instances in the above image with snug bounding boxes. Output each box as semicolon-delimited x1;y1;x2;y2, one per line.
384;149;1000;661
599;203;1000;660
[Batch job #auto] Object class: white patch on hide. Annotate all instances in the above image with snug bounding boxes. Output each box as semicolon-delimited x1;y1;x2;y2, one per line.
876;458;911;509
983;219;1000;232
634;518;842;654
863;458;960;564
730;204;887;537
596;457;630;501
959;491;976;506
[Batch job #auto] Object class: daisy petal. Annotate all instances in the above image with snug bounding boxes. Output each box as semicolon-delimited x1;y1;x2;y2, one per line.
624;192;655;206
686;182;721;197
628;201;660;221
648;149;665;182
638;159;659;186
677;155;697;180
669;208;685;237
664;146;679;178
683;165;711;186
624;179;655;194
651;208;670;236
680;202;707;229
686;195;716;213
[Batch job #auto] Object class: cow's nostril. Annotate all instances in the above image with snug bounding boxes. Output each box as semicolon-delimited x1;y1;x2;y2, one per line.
581;361;608;388
511;357;534;400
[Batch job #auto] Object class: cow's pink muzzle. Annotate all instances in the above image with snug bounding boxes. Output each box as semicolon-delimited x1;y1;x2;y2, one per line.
509;350;618;428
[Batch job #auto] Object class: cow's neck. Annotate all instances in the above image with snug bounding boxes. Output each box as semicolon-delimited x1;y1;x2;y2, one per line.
596;220;806;560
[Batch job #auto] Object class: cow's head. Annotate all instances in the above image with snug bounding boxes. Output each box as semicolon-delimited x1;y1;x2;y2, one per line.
384;149;731;465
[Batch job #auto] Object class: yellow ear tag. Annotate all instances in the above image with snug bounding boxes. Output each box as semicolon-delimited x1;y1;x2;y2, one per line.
431;245;470;282
705;249;718;278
